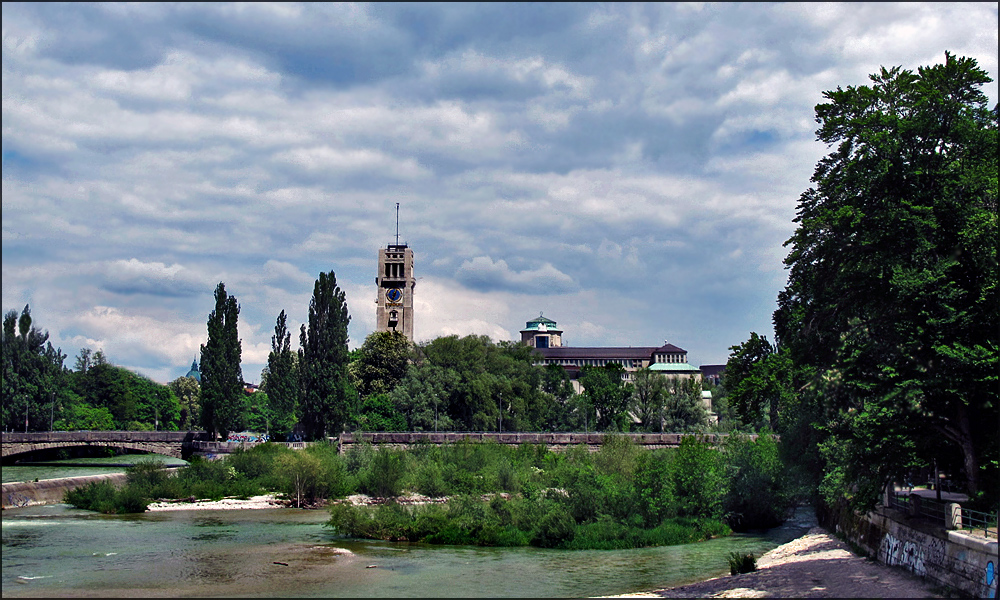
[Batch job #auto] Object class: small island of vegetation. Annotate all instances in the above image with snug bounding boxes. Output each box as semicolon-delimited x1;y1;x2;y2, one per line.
65;433;796;551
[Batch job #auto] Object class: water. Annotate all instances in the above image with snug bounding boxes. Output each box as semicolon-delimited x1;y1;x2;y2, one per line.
1;503;815;597
3;454;188;484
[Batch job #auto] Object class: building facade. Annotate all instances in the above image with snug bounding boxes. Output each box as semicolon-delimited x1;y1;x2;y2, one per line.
520;315;702;391
375;244;416;341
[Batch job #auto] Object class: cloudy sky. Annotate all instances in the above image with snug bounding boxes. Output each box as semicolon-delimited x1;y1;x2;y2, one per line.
3;3;998;384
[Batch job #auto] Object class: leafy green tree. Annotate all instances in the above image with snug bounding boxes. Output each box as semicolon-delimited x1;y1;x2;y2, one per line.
353;393;408;431
2;306;68;432
774;53;999;506
299;271;351;439
349;330;411;399
662;377;708;432
200;282;245;439
388;363;457;431
631;368;667;431
263;310;298;436
168;375;201;430
580;364;632;431
413;335;557;432
53;402;115;431
245;390;272;433
724;333;792;429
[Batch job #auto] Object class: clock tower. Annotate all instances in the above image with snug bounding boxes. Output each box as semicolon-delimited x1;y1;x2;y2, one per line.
375;243;415;341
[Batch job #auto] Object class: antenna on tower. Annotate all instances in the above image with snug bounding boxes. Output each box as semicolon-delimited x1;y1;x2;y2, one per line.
395;202;400;246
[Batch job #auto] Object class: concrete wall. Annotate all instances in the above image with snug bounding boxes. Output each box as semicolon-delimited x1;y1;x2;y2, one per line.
337;432;748;454
828;503;998;598
2;473;129;509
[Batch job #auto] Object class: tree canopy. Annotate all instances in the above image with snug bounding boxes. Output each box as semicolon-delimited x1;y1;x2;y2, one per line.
773;53;998;507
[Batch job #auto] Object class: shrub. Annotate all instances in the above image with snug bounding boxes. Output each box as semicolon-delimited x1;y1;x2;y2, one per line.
125;459;170;495
673;436;726;520
360;448;407;498
723;434;790;530
64;479;151;514
412;459;449;497
635;450;676;526
728;551;757;575
276;451;323;507
531;502;576;548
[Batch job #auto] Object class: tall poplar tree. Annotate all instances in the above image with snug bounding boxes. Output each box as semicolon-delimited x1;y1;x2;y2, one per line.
200;282;245;439
298;271;351;440
264;310;298;436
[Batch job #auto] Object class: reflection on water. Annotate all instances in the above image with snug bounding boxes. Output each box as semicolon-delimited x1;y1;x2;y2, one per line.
1;504;815;598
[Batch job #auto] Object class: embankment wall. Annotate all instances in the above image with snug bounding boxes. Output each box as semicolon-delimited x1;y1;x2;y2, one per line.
2;473;129;509
823;502;997;598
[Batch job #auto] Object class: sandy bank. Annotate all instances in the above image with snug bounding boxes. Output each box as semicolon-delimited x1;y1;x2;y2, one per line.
146;494;286;511
610;526;945;598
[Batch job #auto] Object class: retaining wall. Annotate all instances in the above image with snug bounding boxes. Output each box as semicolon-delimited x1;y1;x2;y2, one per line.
825;502;997;598
336;432;742;453
2;473;129;509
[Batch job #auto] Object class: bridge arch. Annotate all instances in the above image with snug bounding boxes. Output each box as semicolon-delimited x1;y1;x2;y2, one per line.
1;431;211;463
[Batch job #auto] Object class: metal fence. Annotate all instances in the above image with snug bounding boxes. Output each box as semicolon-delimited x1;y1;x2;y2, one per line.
890;493;998;539
961;506;998;539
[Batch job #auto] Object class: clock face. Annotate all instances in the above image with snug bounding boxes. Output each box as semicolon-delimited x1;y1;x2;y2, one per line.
385;288;403;303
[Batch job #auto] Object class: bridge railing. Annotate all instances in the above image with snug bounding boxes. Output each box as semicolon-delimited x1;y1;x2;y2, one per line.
1;431;214;443
337;431;755;446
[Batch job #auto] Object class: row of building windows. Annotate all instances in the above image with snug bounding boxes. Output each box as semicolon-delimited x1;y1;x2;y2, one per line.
655;353;688;363
544;358;642;368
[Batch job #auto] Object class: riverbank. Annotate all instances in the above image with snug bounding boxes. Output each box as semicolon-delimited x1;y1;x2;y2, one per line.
613;525;946;598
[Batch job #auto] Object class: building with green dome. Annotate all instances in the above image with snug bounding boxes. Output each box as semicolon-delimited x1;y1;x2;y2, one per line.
185;359;201;383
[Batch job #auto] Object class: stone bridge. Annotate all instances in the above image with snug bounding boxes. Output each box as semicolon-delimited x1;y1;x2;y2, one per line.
2;431;755;462
1;431;214;461
337;431;750;453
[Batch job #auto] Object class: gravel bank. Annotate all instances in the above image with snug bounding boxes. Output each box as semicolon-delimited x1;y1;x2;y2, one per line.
610;526;946;598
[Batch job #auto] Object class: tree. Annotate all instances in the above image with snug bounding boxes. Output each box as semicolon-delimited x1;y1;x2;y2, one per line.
200;282;245;439
580;364;632;431
662;377;708;432
263;310;298;436
774;53;999;507
168;375;201;430
388;363;458;431
299;271;351;440
2;305;67;432
724;333;792;429
349;330;411;399
631;368;667;431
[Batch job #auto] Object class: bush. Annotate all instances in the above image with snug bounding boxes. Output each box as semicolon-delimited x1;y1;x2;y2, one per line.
64;479;151;514
723;434;790;530
530;503;576;548
673;436;726;520
728;551;757;575
360;448;407;498
412;460;449;497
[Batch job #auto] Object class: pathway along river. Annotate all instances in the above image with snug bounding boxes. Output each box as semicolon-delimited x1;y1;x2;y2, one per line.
3;489;815;598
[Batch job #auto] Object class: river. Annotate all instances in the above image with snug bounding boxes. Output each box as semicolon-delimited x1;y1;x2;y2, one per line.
2;498;815;597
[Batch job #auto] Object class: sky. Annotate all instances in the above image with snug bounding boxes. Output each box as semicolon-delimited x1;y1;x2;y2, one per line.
3;3;998;384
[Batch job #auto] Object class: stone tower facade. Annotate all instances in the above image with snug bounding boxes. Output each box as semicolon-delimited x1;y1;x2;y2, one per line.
375;244;415;341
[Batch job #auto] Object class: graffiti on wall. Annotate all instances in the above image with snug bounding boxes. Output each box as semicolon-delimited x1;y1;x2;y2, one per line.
880;532;927;577
985;560;996;599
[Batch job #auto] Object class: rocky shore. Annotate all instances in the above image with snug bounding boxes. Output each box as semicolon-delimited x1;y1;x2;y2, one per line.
614;526;946;598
